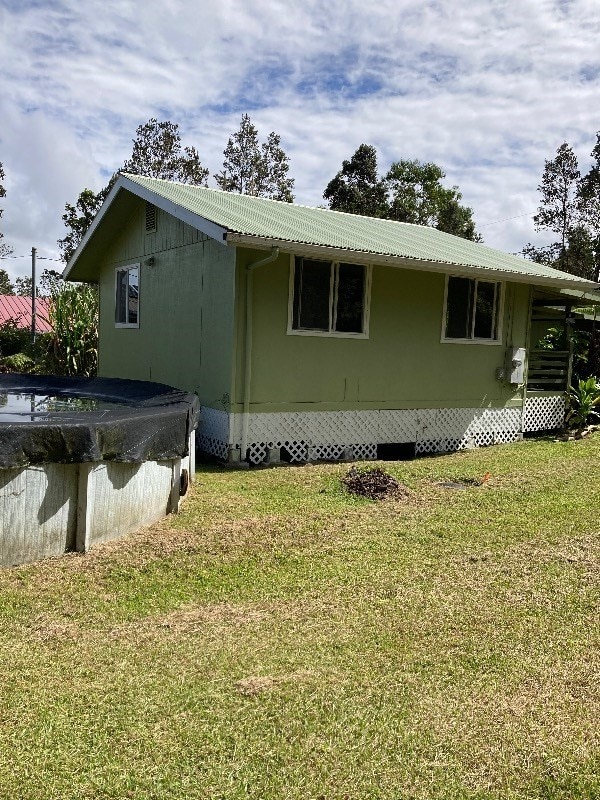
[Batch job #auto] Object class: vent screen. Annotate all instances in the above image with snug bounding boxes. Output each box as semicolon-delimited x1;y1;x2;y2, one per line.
145;202;156;233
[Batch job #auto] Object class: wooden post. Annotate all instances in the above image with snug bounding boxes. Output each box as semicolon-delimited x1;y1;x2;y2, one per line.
565;304;574;392
31;247;37;345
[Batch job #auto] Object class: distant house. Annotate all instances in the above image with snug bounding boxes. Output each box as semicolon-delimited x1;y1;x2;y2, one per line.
0;295;52;333
64;174;599;464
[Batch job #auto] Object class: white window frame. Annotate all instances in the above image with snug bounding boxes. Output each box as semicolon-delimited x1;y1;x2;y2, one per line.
114;264;140;329
287;254;372;339
441;274;504;345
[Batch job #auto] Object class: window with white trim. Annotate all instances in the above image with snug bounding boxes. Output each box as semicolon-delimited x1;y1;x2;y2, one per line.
443;276;501;341
115;265;140;327
290;257;370;336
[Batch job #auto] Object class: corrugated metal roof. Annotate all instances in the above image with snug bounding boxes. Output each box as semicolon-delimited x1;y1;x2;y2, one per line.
0;295;52;332
121;173;598;289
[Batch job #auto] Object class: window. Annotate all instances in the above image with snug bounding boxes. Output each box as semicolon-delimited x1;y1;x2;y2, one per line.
443;275;501;342
115;265;140;327
289;257;370;336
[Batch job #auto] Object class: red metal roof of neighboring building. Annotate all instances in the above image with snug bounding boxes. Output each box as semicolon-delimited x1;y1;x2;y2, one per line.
0;295;52;333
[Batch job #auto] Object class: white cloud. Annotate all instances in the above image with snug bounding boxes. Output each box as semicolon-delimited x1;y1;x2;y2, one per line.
1;0;599;280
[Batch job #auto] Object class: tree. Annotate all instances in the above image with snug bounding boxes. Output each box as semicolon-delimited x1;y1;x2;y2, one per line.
122;118;209;185
0;269;14;295
523;137;600;281
215;114;294;201
39;268;63;297
323;144;388;218
323;145;481;241
15;276;32;296
529;143;581;273
59;118;209;262
386;159;481;240
578;133;600;281
58;187;107;264
0;161;13;259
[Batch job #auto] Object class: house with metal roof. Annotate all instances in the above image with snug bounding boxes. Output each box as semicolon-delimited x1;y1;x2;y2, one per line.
0;295;52;334
65;173;600;464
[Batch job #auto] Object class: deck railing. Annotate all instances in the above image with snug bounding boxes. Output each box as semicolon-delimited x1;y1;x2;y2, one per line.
527;349;570;392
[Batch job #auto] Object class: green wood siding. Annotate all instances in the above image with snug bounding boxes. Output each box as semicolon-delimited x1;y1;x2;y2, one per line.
97;201;235;407
233;248;530;412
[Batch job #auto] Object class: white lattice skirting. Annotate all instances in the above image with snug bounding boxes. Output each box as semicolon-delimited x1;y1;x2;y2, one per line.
197;397;565;464
523;394;565;432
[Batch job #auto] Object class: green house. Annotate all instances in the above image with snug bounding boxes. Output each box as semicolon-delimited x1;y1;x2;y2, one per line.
65;174;599;464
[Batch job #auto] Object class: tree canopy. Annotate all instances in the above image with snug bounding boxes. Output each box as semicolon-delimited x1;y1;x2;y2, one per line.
122;118;209;185
523;135;600;281
323;145;481;241
58;187;108;264
215;114;294;201
323;144;388;218
58;118;210;262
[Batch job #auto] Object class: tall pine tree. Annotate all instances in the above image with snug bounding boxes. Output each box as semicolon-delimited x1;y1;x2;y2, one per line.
215;114;294;201
524;137;600;281
59;119;209;263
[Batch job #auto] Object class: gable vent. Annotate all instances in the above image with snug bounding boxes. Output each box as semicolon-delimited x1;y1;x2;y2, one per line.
145;202;157;233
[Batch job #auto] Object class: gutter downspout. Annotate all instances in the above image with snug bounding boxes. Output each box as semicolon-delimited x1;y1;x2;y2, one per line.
240;246;280;461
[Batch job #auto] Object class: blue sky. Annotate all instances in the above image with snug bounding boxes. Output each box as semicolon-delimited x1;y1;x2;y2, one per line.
1;0;599;280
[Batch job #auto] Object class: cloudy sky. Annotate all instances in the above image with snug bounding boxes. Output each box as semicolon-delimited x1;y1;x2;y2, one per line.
1;0;599;282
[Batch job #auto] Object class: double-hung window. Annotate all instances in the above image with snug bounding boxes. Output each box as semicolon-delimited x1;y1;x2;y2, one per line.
443;275;502;342
115;264;140;327
289;257;370;337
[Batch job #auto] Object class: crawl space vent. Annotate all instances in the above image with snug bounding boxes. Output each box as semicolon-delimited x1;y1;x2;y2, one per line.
145;202;157;233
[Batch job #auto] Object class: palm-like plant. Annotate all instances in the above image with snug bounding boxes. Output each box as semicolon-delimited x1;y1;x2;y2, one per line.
566;376;600;433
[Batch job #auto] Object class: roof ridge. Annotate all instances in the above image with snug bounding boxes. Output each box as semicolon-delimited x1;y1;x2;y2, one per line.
121;172;436;233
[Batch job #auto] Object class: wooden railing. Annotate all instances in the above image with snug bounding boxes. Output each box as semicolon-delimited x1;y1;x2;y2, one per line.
527;349;570;392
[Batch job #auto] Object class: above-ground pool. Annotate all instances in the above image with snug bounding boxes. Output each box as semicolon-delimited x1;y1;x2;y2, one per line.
0;374;199;567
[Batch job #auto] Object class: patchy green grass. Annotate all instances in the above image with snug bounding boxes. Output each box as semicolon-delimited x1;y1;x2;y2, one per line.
1;436;599;799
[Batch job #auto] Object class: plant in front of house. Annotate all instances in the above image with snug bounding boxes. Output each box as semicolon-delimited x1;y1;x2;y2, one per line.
46;282;98;376
565;376;600;433
537;326;592;381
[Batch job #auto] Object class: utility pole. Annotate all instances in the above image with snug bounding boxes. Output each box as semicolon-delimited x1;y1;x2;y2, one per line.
31;246;36;345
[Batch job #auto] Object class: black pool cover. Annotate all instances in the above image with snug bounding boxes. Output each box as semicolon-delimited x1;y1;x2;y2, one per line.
0;374;200;468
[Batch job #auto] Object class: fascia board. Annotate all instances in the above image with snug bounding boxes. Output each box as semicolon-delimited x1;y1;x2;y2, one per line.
226;233;599;294
63;178;126;280
64;175;229;281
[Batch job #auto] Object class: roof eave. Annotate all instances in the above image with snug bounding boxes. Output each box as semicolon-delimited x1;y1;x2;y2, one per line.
64;174;229;281
226;233;599;294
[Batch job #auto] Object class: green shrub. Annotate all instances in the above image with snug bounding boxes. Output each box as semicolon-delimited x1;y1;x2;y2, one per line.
0;319;30;357
0;352;35;373
566;376;600;431
537;326;591;380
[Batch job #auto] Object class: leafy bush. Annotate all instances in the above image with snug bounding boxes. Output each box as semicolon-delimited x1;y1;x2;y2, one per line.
0;352;35;373
537;326;591;380
0;319;30;357
566;376;600;431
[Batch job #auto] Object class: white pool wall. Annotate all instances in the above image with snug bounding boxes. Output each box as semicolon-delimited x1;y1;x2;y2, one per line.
0;432;195;568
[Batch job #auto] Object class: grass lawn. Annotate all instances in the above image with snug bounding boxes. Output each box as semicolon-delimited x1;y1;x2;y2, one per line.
0;435;599;799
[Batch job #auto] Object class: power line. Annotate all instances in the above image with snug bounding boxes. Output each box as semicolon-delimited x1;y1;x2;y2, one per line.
0;254;63;262
479;211;537;227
